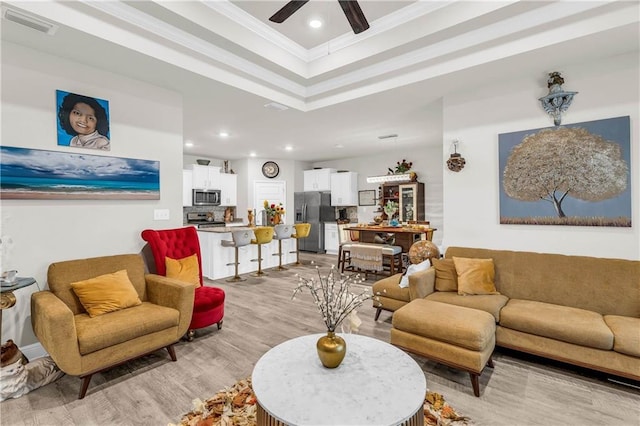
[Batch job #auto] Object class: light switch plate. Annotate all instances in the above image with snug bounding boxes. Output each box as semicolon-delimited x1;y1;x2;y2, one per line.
153;209;170;220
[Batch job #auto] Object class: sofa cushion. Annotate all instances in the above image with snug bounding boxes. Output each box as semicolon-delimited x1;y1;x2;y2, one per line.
75;302;179;355
500;299;613;350
166;254;200;286
432;258;458;292
193;286;225;313
70;270;142;317
604;315;640;357
425;291;509;322
453;257;500;296
392;300;495;351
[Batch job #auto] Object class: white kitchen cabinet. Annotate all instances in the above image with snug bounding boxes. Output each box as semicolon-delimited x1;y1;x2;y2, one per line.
191;165;221;189
304;168;336;192
219;173;237;206
330;171;358;206
183;170;193;206
324;222;339;255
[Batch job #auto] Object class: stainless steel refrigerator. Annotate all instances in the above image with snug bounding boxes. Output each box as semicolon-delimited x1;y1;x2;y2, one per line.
294;191;334;253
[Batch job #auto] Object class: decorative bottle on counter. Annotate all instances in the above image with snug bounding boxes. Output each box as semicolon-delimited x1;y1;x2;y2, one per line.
247;209;254;227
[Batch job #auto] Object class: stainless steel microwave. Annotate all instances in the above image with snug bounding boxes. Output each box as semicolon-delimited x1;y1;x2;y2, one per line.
192;189;221;206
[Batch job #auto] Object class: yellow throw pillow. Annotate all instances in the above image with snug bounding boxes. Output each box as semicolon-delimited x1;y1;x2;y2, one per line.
165;254;200;286
432;258;458;292
452;257;500;296
70;269;142;317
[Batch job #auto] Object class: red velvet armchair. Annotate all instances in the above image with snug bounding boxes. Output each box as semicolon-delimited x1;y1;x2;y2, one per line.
141;227;225;340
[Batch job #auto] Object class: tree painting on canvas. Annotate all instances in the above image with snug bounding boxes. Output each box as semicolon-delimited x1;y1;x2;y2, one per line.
498;116;630;226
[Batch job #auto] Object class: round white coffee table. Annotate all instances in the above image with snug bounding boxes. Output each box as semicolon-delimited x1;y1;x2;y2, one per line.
252;333;426;426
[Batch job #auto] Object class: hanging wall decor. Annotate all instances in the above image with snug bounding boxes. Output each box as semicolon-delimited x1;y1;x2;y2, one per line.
56;90;111;151
447;140;466;172
538;72;577;126
0;146;160;200
498;116;630;227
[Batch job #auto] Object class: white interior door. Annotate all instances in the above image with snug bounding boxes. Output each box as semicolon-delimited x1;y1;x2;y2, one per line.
254;181;286;225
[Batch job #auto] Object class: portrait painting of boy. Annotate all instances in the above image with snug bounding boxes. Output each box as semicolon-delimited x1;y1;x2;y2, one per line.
56;90;110;150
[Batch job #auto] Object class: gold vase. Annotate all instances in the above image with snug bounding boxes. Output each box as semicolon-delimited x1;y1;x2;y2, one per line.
316;331;346;368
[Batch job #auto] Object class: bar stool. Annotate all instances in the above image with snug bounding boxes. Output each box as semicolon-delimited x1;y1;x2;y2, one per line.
291;223;311;265
251;226;274;277
272;224;293;271
220;230;253;282
337;225;359;271
342;242;403;278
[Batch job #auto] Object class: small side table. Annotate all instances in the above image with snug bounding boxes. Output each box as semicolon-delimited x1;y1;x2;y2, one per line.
1;277;37;330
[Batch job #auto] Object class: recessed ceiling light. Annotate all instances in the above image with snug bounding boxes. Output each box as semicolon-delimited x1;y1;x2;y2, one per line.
309;19;322;29
219;131;229;138
285;145;293;151
335;144;344;148
185;141;194;147
250;152;256;157
264;102;288;111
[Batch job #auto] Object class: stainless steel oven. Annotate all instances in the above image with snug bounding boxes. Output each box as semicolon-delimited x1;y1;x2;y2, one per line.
186;212;225;228
192;189;221;206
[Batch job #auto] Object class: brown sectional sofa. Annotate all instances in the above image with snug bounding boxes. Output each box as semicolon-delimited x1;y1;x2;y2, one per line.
377;246;640;381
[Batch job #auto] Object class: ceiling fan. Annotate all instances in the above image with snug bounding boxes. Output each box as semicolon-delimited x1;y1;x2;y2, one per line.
269;0;370;34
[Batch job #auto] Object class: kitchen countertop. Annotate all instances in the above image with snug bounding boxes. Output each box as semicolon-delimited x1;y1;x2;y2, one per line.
197;226;254;233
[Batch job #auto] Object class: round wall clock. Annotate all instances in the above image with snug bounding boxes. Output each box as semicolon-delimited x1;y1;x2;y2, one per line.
262;161;279;178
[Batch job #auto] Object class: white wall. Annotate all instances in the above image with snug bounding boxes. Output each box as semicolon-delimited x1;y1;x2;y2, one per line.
443;52;639;260
1;43;184;347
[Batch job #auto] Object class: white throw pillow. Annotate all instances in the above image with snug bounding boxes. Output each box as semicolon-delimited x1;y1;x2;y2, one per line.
398;259;431;288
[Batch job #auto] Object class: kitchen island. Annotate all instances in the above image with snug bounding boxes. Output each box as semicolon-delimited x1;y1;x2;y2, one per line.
198;227;296;280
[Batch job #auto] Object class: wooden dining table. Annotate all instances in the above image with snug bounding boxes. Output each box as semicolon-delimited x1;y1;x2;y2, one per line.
344;225;436;253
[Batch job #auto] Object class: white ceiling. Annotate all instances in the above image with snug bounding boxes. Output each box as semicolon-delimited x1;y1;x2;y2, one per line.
1;1;638;162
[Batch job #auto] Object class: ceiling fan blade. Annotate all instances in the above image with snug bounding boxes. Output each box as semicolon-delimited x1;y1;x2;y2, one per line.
269;0;310;23
338;0;369;34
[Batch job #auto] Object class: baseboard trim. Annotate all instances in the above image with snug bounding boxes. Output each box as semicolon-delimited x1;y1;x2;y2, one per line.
21;342;48;360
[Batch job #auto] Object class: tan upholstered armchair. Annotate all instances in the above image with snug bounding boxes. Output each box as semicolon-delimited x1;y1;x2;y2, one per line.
31;254;195;399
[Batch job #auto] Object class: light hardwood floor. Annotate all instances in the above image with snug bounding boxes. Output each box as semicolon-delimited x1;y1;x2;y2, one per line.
2;253;639;425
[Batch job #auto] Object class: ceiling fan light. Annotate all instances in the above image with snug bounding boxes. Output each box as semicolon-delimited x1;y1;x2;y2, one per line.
309;19;322;28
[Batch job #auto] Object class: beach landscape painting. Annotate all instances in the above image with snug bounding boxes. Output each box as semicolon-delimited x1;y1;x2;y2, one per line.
0;146;159;200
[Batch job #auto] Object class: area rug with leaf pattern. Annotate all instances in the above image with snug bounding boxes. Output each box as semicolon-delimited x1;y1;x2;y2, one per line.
171;377;474;426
